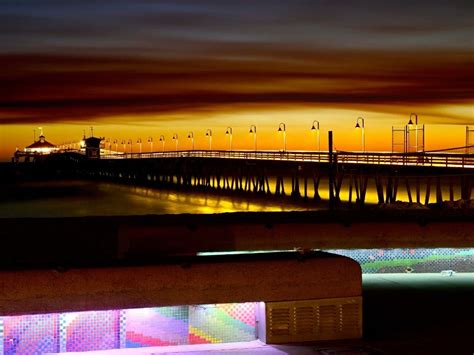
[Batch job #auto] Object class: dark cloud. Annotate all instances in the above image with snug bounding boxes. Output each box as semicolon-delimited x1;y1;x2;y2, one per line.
0;1;472;125
0;48;472;125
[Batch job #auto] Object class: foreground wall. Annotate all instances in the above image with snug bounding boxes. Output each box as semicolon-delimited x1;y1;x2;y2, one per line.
1;210;473;270
0;251;360;315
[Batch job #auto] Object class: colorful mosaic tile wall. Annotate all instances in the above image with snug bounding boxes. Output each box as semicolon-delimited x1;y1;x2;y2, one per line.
0;303;256;354
327;248;474;273
1;249;472;353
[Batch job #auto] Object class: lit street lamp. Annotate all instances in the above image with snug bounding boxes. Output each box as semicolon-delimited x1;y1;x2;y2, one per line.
147;137;153;152
278;122;286;151
249;125;257;151
408;112;419;152
225;127;233;151
355;117;365;152
187;132;194;150
113;139;118;152
205;129;212;150
311;120;320;152
127;139;132;154
121;140;126;152
159;135;165;152
137;138;142;153
172;133;179;151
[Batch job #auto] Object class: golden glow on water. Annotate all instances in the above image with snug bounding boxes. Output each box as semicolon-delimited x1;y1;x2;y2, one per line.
125;185;306;214
0;176;463;218
0;180;309;218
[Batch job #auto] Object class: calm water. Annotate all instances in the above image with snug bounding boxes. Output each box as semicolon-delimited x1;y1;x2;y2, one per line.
0;180;313;218
2;180;472;275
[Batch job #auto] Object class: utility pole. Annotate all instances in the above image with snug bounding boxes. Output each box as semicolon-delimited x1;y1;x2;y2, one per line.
328;131;335;207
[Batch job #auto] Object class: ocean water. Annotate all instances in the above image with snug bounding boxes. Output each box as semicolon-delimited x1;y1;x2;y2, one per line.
0;180;313;218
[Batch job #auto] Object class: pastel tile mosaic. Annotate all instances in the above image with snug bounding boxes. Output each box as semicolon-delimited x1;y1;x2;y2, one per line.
188;303;256;344
2;313;58;355
329;248;474;273
1;248;472;353
125;306;189;347
63;310;119;352
0;303;257;354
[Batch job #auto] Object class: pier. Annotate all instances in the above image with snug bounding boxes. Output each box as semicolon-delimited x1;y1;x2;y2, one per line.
17;146;471;206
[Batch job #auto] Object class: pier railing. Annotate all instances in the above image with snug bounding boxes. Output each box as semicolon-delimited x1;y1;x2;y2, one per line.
100;149;474;169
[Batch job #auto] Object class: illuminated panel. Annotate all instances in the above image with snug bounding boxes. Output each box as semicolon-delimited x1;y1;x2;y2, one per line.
189;303;256;344
327;248;474;273
63;310;119;352
199;248;474;274
0;317;3;355
0;304;257;353
125;307;188;348
2;313;58;354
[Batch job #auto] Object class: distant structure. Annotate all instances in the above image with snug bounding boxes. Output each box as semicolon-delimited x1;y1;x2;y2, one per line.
82;135;103;159
24;134;57;154
13;130;58;163
13;127;106;163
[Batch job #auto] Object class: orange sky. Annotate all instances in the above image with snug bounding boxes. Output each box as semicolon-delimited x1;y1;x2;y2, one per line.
1;105;471;160
0;1;473;160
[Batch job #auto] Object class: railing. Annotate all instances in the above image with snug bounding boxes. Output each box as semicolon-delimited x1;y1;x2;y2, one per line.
335;151;474;168
100;149;474;169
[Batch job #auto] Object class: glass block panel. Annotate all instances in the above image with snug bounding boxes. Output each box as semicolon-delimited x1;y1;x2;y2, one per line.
189;303;257;344
2;313;58;354
326;248;474;273
125;307;189;348
63;310;119;352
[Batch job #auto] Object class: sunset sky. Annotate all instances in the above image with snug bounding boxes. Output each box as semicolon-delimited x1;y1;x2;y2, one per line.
0;0;473;160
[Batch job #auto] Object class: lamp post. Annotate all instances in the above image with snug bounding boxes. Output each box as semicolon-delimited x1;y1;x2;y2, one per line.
159;135;165;152
408;112;418;152
466;126;474;154
172;133;179;151
113;139;118;153
147;137;153;152
127;139;132;154
187;132;194;150
249;125;257;151
205;129;212;150
121;140;126;152
225;127;233;151
355;117;365;152
311;120;320;152
137;138;142;153
278;122;286;151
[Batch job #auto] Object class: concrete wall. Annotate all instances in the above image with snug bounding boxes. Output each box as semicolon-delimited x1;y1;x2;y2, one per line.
1;210;473;270
0;251;361;316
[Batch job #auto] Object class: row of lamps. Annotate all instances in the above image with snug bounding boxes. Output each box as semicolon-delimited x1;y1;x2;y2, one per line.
104;115;421;153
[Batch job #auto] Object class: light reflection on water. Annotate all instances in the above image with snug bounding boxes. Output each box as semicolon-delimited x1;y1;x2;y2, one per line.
0;180;312;218
269;176;462;204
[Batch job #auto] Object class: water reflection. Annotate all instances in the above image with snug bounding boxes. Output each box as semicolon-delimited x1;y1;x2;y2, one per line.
0;180;311;218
